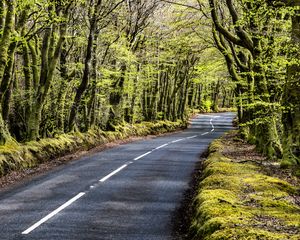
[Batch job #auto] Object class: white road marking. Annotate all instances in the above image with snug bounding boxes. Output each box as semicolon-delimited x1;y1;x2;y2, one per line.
22;192;86;235
155;143;169;150
171;138;184;143
186;135;198;139
134;151;152;161
210;119;214;128
21;115;226;235
99;164;128;182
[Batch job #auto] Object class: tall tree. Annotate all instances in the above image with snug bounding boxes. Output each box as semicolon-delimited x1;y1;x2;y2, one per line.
68;0;125;132
283;0;300;163
0;0;15;144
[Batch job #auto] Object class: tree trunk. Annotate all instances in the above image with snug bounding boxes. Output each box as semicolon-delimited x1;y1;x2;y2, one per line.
0;0;15;144
27;10;68;140
282;0;300;163
106;64;127;129
68;8;97;131
212;80;221;112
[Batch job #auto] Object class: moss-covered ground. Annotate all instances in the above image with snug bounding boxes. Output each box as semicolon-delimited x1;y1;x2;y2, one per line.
0;120;186;179
189;131;300;240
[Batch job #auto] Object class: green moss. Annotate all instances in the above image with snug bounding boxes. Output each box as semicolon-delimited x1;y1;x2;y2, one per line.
243;174;296;194
189;138;300;240
200;174;242;192
209;227;299;240
208;140;224;153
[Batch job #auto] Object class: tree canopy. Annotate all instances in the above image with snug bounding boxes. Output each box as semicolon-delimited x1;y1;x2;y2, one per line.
0;0;298;165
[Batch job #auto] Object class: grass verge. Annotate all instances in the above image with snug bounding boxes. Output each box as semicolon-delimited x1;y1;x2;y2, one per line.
0;120;186;178
189;131;300;240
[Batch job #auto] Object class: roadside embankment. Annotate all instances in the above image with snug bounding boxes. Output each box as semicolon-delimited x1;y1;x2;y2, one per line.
0;120;186;179
189;131;300;240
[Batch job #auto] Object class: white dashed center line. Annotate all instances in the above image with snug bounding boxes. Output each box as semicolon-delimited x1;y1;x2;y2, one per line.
21;114;222;235
186;135;197;139
22;192;86;235
134;151;152;161
155;143;169;150
171;138;184;143
99;164;128;182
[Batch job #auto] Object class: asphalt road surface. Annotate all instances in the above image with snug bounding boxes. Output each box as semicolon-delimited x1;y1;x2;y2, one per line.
0;112;235;240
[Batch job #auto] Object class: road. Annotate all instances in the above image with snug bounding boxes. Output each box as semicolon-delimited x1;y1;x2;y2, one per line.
0;112;235;240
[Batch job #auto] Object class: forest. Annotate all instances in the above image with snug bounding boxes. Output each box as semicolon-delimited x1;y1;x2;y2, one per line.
0;0;298;166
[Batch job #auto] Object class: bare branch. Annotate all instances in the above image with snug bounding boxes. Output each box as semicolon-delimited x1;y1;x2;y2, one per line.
161;0;201;11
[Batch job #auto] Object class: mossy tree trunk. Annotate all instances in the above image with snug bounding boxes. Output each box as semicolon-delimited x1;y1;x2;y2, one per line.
106;63;127;130
210;0;283;158
56;43;69;133
27;4;70;140
0;0;4;34
86;31;100;130
0;0;15;145
212;80;221;112
128;63;141;123
282;0;300;163
248;2;282;158
68;0;98;132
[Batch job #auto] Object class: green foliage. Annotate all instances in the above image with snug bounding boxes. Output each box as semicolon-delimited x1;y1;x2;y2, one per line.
208;0;300;162
0;0;236;146
201;99;212;113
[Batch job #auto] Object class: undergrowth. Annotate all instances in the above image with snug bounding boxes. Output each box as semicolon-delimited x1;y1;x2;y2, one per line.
0;120;185;177
189;131;300;240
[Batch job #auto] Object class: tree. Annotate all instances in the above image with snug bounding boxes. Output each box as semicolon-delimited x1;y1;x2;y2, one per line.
68;0;125;132
282;0;300;163
0;0;15;144
0;0;236;147
208;0;285;158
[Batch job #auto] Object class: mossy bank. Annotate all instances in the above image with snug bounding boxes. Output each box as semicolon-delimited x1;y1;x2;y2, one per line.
0;120;186;178
189;131;300;240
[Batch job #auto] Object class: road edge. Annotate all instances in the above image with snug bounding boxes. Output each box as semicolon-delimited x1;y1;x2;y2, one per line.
0;120;186;189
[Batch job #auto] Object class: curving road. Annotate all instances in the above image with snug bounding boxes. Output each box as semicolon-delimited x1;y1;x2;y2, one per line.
0;112;235;240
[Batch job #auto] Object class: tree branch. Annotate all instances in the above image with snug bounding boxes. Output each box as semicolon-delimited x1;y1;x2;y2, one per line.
225;0;253;51
228;42;249;72
161;0;201;11
209;0;246;48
